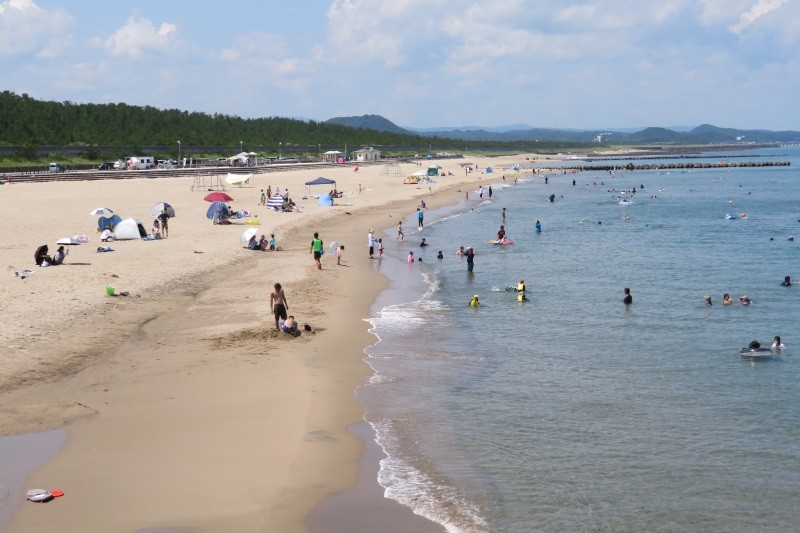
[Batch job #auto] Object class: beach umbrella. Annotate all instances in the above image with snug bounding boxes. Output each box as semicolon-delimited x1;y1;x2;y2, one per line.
240;227;258;244
204;191;233;202
150;202;176;218
206;201;227;219
89;207;114;216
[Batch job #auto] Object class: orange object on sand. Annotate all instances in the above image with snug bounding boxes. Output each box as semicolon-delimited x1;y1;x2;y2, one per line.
50;490;64;497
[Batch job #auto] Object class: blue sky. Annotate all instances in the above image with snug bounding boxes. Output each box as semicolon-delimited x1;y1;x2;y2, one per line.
1;0;798;130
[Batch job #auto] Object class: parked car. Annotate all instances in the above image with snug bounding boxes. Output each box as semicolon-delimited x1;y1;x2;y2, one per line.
97;162;116;170
48;162;66;173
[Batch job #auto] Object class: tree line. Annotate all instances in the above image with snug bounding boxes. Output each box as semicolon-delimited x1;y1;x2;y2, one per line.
0;91;588;158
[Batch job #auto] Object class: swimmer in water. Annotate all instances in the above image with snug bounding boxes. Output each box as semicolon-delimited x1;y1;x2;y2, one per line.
470;295;480;307
772;336;785;349
455;245;465;256
437;250;444;259
722;293;732;305
704;295;712;306
535;220;541;233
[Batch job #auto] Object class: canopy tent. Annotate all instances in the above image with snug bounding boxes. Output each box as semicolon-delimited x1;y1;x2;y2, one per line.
225;173;252;185
427;165;441;177
323;150;342;163
305;176;336;194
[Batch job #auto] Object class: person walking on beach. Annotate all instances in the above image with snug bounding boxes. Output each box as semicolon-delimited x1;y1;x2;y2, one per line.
267;185;272;199
259;189;266;205
488;185;493;198
378;238;384;258
368;229;375;259
270;283;289;331
397;221;404;240
417;208;424;229
623;287;633;305
466;247;475;273
310;232;324;269
336;244;345;265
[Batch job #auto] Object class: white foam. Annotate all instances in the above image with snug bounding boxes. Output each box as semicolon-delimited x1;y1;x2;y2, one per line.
370;418;489;533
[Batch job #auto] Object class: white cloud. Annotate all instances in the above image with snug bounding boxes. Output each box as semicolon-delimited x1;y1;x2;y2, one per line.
0;0;74;57
103;17;178;60
730;0;788;34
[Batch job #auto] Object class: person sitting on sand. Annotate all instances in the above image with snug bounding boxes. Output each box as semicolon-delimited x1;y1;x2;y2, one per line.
280;315;299;335
248;235;260;250
35;245;52;266
51;245;68;266
152;219;160;238
258;235;268;251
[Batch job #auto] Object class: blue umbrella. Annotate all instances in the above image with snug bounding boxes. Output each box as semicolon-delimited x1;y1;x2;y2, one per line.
206;201;227;219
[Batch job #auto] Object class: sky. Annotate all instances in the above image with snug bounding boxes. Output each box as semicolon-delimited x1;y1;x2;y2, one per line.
1;0;799;131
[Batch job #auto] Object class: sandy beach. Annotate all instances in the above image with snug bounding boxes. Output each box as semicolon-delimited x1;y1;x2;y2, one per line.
0;155;540;531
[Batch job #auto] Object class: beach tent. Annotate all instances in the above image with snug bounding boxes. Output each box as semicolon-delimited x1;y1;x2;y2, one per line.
114;218;147;240
267;194;285;210
485;166;494;173
98;214;122;231
226;173;252;185
206;201;227;219
317;194;334;207
427;165;441;177
304;176;336;194
404;176;420;184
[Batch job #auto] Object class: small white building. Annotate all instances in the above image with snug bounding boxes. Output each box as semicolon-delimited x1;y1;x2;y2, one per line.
352;147;381;162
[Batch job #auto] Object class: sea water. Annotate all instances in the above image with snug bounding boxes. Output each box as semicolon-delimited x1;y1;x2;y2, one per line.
359;147;800;532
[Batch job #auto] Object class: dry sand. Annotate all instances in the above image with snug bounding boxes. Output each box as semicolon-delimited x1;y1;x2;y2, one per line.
0;155;544;531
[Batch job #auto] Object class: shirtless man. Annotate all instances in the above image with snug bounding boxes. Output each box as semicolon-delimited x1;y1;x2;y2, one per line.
270;282;289;331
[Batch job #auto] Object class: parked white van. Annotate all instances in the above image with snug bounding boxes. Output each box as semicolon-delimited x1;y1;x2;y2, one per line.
48;162;65;173
125;156;155;170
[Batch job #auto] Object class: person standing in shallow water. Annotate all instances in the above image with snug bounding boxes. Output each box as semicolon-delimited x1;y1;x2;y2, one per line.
466;247;475;273
623;287;633;305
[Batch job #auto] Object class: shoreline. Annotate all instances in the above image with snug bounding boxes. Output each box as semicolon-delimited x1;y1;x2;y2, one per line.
1;158;536;531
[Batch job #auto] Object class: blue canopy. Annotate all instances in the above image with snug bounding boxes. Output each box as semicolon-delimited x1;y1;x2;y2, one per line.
206;201;227;219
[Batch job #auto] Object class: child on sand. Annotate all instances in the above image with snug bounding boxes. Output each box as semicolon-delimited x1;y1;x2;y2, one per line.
378;238;383;258
407;251;414;263
336;244;345;265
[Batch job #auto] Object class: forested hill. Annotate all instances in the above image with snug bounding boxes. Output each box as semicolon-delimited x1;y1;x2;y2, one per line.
0;91;468;149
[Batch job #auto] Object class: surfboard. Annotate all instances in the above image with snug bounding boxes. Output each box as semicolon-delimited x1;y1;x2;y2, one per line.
488;239;514;245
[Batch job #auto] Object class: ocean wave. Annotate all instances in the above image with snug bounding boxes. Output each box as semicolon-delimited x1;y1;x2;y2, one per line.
371;417;489;533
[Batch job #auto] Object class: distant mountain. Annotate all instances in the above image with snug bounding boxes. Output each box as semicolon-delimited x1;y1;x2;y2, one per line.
324;114;800;144
325;114;411;135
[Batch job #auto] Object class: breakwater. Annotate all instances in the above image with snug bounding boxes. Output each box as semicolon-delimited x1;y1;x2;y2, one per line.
566;160;790;171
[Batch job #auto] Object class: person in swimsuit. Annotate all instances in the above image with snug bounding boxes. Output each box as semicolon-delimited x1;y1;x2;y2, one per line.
623;287;633;305
497;225;506;241
270;282;289;331
722;293;732;305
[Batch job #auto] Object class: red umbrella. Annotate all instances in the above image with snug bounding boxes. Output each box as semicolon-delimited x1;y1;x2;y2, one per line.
204;192;234;202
